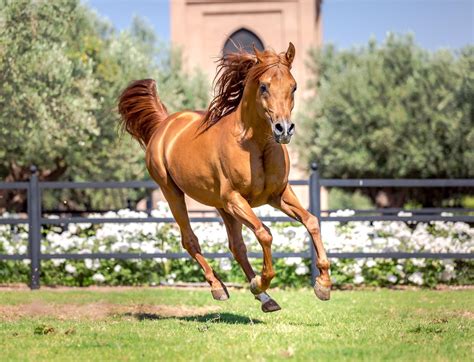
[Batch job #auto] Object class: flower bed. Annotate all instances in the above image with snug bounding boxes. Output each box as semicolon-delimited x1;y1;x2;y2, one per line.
0;203;472;287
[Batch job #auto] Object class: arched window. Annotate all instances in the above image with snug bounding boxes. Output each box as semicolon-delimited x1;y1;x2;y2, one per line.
223;28;264;55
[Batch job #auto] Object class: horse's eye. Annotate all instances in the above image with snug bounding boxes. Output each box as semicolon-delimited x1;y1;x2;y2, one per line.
259;84;268;94
292;85;297;94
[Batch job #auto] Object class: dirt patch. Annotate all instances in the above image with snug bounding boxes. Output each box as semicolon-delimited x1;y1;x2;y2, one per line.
0;301;220;321
434;285;474;291
452;310;474;320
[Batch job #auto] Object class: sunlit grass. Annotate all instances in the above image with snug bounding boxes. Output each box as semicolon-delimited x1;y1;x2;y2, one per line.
0;287;472;361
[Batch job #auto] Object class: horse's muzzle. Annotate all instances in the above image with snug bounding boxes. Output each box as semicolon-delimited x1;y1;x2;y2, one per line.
273;121;295;144
274;134;292;144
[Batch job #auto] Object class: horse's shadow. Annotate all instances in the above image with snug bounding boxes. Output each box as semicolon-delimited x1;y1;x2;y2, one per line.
122;312;263;325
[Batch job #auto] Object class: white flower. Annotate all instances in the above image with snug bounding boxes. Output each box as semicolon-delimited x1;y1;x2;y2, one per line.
92;273;105;283
387;274;398;283
84;258;100;270
219;258;232;271
111;241;129;253
18;245;27;254
140;241;156;254
65;264;76;274
408;272;423;286
440;263;456;281
353;274;364;284
295;264;309;275
412;258;426;267
114;265;122;273
84;259;93;269
284;257;302;266
68;224;78;234
52;258;65;267
366;259;376;268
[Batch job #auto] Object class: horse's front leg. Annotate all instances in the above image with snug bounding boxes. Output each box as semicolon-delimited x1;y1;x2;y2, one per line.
223;192;281;312
270;185;331;301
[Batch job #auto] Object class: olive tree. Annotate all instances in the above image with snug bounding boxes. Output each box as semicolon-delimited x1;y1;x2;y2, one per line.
0;0;208;210
297;34;473;206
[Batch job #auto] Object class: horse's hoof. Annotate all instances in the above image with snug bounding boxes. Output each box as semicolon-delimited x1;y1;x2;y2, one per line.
255;292;281;313
314;279;331;301
211;288;229;301
250;276;262;295
261;298;281;313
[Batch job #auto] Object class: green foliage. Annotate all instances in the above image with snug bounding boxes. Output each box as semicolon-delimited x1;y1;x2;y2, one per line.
328;189;374;210
0;0;99;178
298;34;473;205
0;0;208;210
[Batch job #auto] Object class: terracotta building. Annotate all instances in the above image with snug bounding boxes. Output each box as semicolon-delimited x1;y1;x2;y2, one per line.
170;0;323;104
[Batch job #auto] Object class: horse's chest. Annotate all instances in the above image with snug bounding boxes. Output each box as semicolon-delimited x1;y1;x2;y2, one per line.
233;152;288;204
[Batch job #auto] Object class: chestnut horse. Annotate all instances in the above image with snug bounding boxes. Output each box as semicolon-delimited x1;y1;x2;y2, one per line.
118;43;331;312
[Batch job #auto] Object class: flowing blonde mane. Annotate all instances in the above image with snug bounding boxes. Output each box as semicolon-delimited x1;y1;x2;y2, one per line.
201;48;292;130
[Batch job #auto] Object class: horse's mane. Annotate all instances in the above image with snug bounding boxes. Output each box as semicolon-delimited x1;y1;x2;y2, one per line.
201;48;291;130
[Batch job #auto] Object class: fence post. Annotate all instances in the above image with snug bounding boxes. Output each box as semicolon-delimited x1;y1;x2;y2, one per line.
146;190;152;216
309;162;321;284
28;165;41;289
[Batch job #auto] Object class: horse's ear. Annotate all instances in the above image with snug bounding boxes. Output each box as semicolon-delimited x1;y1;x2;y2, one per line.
285;42;296;65
253;44;264;63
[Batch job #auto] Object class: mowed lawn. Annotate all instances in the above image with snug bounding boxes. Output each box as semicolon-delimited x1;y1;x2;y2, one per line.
0;287;472;361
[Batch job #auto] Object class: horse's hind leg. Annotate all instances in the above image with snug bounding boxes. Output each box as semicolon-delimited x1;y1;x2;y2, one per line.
160;183;229;301
217;208;255;282
217;208;281;313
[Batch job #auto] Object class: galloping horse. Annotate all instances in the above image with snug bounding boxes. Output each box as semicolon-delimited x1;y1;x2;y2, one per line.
118;43;331;312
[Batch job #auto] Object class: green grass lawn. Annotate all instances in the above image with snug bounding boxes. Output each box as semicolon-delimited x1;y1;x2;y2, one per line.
0;287;472;361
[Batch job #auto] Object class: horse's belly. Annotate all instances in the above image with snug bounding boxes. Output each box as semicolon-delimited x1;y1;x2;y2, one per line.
166;157;224;207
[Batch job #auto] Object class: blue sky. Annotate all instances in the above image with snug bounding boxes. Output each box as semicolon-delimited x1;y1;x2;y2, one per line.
86;0;473;50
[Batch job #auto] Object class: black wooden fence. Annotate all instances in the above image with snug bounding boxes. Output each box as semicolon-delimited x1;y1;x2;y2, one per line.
0;164;473;289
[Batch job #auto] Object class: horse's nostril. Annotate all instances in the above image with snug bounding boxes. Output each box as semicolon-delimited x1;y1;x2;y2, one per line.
288;123;295;134
275;123;284;133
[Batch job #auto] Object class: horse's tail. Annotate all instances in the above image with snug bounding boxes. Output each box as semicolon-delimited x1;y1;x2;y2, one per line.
118;79;168;148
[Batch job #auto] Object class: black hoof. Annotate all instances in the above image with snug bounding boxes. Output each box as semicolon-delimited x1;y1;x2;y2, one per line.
261;298;281;313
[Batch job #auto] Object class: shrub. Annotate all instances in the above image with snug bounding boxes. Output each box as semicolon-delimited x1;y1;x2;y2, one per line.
0;203;472;287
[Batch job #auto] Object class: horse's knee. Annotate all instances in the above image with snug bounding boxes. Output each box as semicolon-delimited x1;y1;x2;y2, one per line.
255;226;272;247
305;215;320;235
263;269;276;281
181;234;200;255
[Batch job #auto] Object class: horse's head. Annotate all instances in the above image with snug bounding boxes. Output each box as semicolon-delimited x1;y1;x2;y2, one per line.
253;43;297;144
202;43;297;143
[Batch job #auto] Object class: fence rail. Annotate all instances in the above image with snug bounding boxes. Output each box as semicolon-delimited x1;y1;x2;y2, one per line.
1;164;473;289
